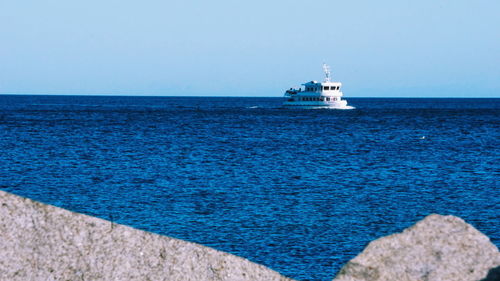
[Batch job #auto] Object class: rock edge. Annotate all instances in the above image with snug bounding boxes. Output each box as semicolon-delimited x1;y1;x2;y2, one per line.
0;190;294;281
333;214;500;281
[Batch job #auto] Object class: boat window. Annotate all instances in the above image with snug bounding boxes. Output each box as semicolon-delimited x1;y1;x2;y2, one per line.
324;86;329;90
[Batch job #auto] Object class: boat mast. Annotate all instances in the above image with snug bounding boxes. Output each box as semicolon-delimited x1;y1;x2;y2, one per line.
323;63;331;82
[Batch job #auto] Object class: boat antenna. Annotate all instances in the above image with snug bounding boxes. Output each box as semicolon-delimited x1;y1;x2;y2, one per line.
323;63;331;82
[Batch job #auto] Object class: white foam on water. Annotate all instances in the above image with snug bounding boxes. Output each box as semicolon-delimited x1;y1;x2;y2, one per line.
337;105;356;110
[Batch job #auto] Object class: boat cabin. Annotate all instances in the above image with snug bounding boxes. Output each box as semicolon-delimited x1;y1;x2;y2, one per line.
302;81;342;94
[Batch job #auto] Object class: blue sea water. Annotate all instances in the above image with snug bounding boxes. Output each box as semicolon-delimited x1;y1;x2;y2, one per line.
0;95;498;281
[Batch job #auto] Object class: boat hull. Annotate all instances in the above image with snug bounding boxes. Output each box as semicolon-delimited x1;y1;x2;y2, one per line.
282;100;353;109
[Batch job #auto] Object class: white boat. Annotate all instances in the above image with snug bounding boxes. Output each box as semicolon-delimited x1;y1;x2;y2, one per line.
283;64;353;109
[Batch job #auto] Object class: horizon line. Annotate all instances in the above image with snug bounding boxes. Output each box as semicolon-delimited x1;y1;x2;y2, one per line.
1;93;499;99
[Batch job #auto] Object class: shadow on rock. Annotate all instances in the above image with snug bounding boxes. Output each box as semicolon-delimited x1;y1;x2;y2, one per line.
480;266;500;281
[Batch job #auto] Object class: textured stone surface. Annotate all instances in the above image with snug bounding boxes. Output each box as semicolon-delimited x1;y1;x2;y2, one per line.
0;190;294;281
333;214;500;281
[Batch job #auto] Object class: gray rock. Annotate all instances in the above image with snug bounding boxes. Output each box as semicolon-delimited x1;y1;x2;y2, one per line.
333;214;500;281
0;190;294;281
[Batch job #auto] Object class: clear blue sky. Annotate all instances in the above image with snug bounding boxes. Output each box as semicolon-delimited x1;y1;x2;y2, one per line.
1;0;498;97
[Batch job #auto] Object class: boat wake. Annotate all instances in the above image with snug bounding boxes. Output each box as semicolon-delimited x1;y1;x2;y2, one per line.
337;105;356;110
